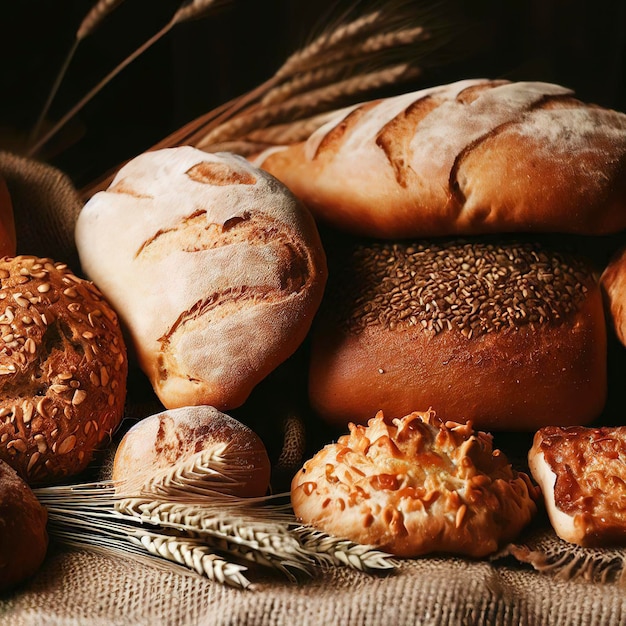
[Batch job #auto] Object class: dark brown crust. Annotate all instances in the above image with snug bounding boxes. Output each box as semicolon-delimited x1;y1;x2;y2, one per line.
0;256;128;484
0;459;48;589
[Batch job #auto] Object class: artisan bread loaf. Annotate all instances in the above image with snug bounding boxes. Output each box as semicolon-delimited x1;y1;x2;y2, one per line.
112;406;271;498
0;175;16;258
75;147;327;411
292;410;539;557
529;425;626;547
309;238;606;431
0;459;48;590
255;79;626;238
0;256;128;484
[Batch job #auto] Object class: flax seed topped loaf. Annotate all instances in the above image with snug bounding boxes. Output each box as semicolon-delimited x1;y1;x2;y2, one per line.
309;237;606;431
255;79;626;238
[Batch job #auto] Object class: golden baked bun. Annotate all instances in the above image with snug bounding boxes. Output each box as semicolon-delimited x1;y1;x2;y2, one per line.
292;410;538;557
255;79;626;238
0;175;17;258
529;425;626;547
0;459;48;590
112;406;271;498
0;256;128;484
76;147;327;411
309;238;607;431
600;245;626;347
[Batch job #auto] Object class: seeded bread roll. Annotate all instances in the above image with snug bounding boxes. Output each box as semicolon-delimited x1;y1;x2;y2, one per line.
0;459;48;590
255;79;626;238
309;238;606;431
529;425;626;547
75;147;327;411
0;175;16;258
600;245;626;347
292;410;539;557
0;256;128;484
112;406;271;498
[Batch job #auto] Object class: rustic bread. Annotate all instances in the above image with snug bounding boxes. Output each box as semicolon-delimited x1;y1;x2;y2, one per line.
600;245;626;347
255;79;626;238
75;147;327;411
308;238;606;431
529;425;626;547
292;410;538;557
0;255;128;484
0;459;48;590
112;406;271;498
0;174;16;258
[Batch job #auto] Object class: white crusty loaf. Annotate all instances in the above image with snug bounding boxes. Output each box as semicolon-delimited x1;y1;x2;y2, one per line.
529;425;626;547
255;79;626;238
75;147;327;411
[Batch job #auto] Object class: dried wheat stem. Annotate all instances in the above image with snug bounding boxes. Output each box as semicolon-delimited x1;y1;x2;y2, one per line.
172;0;223;24
245;110;343;146
275;10;384;79
197;63;421;148
132;530;253;589
77;0;126;40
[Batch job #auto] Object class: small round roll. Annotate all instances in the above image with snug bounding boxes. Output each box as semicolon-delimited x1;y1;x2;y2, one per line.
0;255;128;484
292;410;538;557
112;406;271;498
0;459;48;590
309;238;607;431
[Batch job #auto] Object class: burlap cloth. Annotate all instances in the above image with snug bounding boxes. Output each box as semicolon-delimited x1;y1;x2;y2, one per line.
1;151;626;625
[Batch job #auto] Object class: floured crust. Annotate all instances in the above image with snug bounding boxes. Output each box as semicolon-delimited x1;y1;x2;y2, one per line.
0;256;128;484
291;410;538;557
0;459;48;590
76;147;327;411
529;426;626;547
112;406;271;498
256;79;626;238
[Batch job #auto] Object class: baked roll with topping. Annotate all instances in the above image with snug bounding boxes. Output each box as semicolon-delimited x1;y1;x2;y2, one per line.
291;410;539;557
529;425;626;547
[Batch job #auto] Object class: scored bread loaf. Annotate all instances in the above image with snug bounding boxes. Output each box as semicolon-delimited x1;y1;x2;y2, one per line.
255;79;626;238
309;237;607;431
75;147;327;411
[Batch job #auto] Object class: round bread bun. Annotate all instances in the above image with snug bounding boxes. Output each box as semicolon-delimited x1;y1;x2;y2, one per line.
112;405;271;498
0;174;17;258
291;410;539;557
600;245;626;347
255;79;626;238
529;425;626;547
0;459;48;590
75;147;327;411
309;238;607;431
0;256;128;484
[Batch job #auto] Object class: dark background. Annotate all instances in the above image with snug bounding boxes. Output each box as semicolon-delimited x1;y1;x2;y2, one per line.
1;0;625;190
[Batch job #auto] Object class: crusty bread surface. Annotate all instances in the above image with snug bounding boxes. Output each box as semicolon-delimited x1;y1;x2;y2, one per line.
76;147;327;411
255;79;626;238
291;410;539;557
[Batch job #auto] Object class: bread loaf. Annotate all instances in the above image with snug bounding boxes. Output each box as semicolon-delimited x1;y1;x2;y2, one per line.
75;147;327;411
600;245;626;347
0;174;16;258
255;79;626;238
529;425;626;547
292;410;539;557
309;238;607;431
0;459;48;590
0;256;128;484
112;406;271;498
